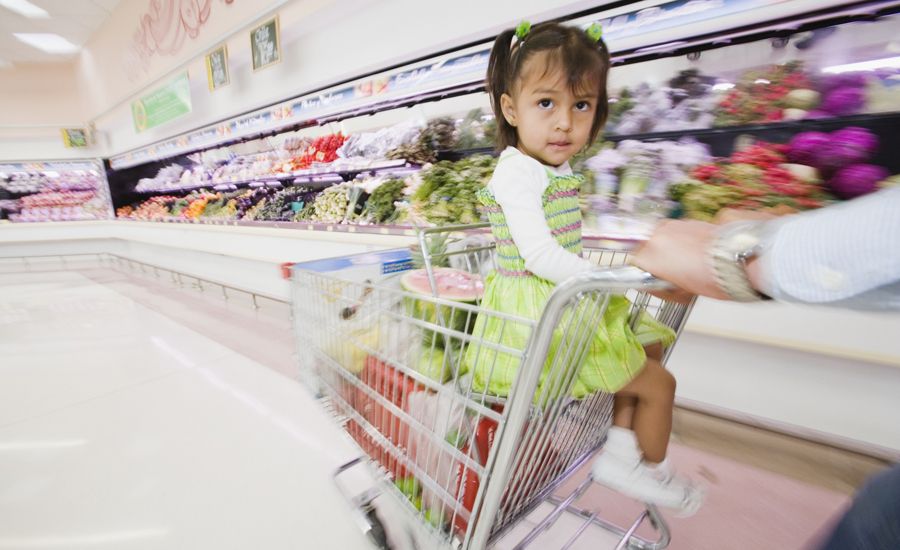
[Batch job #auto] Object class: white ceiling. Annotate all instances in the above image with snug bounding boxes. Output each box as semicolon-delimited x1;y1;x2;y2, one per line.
0;0;121;65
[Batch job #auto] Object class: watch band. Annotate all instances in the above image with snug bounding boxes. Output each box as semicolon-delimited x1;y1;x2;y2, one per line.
709;221;771;302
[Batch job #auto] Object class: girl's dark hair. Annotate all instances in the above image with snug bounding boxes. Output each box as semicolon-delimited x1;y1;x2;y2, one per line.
486;22;611;151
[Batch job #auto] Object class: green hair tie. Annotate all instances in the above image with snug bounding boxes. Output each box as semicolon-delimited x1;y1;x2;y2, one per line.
515;21;531;41
585;22;603;43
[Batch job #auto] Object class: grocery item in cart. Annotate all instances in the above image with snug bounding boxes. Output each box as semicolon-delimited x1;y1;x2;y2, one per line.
400;267;484;348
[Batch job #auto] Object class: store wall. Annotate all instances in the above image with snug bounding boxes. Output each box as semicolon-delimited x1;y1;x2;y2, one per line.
76;0;294;115
0;62;87;160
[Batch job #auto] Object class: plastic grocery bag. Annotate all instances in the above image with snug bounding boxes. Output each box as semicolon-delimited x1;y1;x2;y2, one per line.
404;385;474;522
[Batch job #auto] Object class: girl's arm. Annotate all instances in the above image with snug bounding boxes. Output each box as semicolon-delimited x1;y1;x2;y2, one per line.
491;159;595;284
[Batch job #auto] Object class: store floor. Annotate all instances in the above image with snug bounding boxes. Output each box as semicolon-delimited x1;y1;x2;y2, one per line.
0;262;877;550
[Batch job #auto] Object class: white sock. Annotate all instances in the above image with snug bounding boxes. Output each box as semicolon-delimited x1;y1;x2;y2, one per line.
604;427;640;460
642;458;673;480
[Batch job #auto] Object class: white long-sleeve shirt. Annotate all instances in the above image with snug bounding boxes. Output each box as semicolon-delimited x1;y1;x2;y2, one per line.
488;147;595;284
760;185;900;310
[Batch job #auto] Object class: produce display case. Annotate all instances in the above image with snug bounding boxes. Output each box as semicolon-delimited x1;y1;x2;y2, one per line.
0;160;114;223
106;1;900;236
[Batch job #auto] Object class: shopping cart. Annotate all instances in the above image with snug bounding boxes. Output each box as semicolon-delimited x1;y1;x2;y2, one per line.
291;222;694;550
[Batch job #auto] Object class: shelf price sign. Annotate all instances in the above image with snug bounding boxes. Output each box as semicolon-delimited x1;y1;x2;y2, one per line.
132;72;193;133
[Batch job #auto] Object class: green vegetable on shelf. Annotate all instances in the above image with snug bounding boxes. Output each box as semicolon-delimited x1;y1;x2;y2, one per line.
310;185;350;223
412;155;496;226
364;178;406;223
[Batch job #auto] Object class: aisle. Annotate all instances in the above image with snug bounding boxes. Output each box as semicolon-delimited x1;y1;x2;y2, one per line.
0;269;374;550
0;265;853;550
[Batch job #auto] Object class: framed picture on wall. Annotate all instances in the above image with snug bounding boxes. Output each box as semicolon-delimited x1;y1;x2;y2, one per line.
205;45;230;90
61;128;88;148
250;16;281;71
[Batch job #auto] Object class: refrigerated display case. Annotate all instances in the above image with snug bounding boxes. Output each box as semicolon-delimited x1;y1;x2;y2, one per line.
0;160;114;223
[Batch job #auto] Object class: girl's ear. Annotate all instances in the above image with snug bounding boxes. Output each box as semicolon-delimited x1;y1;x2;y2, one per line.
500;93;517;127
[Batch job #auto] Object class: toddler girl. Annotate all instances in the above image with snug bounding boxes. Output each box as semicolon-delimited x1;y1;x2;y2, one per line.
463;21;702;515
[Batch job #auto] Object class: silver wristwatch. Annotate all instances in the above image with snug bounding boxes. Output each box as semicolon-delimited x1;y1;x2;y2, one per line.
709;220;772;302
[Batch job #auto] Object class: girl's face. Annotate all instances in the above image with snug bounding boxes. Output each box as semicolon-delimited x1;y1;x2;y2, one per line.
500;52;599;167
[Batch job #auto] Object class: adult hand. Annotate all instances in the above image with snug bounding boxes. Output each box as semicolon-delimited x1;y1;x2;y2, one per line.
647;287;696;305
630;219;731;300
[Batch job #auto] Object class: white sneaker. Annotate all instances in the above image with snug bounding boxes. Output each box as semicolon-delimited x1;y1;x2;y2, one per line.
591;453;704;517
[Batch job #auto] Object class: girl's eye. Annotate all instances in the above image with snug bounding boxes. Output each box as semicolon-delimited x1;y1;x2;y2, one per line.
575;101;592;112
538;99;554;109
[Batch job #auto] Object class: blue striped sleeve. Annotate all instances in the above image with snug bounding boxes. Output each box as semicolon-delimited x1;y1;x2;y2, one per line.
759;186;900;311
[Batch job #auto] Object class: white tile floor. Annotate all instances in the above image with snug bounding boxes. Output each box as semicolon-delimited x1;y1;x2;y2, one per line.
0;270;378;550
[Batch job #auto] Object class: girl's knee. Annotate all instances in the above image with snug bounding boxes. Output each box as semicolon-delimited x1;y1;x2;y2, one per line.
644;342;664;361
646;360;676;395
664;368;676;394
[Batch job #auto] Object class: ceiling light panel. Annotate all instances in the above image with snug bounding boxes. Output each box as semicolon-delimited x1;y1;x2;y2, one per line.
0;0;49;18
13;33;79;54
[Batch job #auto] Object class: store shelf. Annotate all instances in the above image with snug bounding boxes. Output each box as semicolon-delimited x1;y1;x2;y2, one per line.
114;216;646;251
607;111;900;143
430;113;900;163
132;159;418;196
605;111;900;168
117;216;424;237
2;186;100;196
0;189;42;198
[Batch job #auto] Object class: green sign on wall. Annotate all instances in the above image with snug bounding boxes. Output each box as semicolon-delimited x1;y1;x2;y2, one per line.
132;72;192;133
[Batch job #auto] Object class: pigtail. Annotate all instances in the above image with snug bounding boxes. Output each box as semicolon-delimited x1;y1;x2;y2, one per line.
591;37;612;140
487;29;518;151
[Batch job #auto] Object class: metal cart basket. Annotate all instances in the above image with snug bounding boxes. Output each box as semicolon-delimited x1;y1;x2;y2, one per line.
291;223;694;550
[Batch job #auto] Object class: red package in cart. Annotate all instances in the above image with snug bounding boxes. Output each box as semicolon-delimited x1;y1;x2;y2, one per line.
348;356;421;479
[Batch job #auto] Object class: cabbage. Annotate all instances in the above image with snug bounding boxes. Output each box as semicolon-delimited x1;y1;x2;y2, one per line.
819;73;869;94
820;86;866;116
830;127;879;157
817;127;879;171
828;164;889;199
787;131;831;167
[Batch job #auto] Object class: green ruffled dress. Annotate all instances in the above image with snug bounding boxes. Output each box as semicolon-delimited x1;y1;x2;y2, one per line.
463;168;675;399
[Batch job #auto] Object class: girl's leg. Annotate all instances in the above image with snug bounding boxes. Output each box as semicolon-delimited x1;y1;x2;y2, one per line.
594;359;701;515
613;395;637;428
617;359;675;463
613;344;663;430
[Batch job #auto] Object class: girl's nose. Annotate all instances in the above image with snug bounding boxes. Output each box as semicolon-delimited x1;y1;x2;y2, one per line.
556;111;572;131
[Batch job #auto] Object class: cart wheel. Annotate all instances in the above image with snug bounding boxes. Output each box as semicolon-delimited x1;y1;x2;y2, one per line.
364;504;390;550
